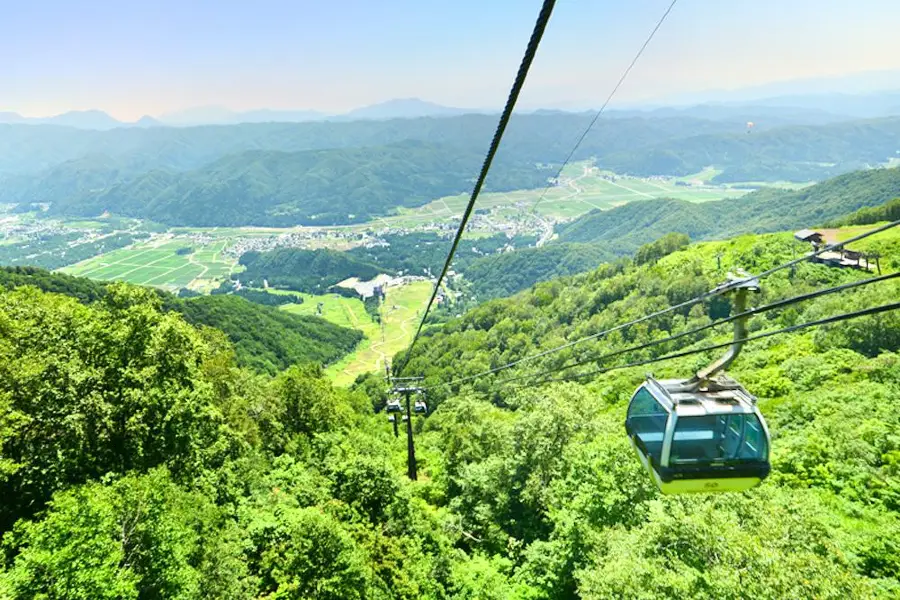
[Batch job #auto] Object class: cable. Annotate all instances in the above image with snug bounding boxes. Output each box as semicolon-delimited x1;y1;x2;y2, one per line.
494;270;900;386
529;0;678;217
432;219;899;388
393;0;558;377
513;301;900;389
755;219;898;281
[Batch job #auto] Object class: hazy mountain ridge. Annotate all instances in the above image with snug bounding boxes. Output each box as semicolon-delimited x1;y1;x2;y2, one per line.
41;140;553;226
7;74;900;131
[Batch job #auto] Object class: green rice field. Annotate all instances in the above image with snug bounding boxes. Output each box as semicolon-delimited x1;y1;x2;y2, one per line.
62;238;236;292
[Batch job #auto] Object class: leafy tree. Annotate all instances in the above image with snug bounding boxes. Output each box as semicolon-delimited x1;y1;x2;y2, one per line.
1;469;251;600
0;284;244;528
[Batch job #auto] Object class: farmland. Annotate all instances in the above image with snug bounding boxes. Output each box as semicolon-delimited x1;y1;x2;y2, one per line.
384;161;751;227
62;237;236;292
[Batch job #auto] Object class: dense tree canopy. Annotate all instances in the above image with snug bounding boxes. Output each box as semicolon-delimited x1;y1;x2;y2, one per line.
174;295;363;374
238;248;386;293
42;141;553;226
826;197;900;227
0;267;362;374
1;219;899;597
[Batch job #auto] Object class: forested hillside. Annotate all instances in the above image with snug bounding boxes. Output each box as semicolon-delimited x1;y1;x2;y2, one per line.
0;114;738;177
827;197;900;227
0;266;362;373
598;117;900;181
4;115;899;228
462;242;615;300
238;248;386;293
235;233;540;295
40;141;552;226
557;165;900;246
391;227;900;596
444;168;900;301
1;225;898;598
346;232;538;277
174;295;363;374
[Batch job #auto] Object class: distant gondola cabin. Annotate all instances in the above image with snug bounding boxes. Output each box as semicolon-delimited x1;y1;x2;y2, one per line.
625;376;771;494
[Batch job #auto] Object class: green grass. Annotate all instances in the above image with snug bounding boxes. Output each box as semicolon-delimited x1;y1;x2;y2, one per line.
61;238;236;292
280;281;433;386
674;167;723;183
832;222;900;248
61;220;108;230
386;162;749;226
724;180;815;190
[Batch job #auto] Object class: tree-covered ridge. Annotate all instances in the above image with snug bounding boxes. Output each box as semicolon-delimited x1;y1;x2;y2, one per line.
346;232;538;277
1;225;899;597
445;168;899;302
0;266;362;374
597;117;900;181
236;232;543;301
826;197;900;227
40;141;552;226
238;247;386;293
556;165;900;247
175;295;362;374
6;115;900;230
461;242;615;300
0;114;740;177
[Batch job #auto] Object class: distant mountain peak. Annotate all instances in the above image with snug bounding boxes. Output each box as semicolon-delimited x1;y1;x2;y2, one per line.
0;111;26;124
133;115;163;128
45;110;122;130
340;98;484;121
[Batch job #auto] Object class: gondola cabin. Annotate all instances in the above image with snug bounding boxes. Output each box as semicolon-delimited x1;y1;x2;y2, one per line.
414;399;428;414
625;376;771;494
386;398;403;413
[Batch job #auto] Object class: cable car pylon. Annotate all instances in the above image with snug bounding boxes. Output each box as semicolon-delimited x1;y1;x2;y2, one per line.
389;376;427;481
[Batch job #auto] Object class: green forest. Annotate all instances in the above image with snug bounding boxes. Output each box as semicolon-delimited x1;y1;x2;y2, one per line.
597;118;900;181
1;211;898;597
238;232;541;299
0;267;362;374
346;233;538;278
4;113;900;227
40;142;552;227
238;248;386;293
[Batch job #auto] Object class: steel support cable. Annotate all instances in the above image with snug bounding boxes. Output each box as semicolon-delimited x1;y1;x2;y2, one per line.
429;219;900;389
506;301;900;390
754;219;899;281
529;0;678;216
393;0;558;377
493;270;900;387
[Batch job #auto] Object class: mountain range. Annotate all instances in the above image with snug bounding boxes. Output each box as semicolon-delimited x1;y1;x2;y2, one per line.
5;71;900;130
2;98;485;130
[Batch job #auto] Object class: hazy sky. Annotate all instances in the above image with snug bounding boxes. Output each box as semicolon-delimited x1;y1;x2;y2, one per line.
3;0;900;120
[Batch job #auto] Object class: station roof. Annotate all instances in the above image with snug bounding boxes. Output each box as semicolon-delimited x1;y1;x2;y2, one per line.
794;229;823;242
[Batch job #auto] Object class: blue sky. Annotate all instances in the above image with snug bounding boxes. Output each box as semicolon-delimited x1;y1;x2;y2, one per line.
3;0;900;120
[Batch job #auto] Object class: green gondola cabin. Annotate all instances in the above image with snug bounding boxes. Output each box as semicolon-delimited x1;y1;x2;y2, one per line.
625;376;771;494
